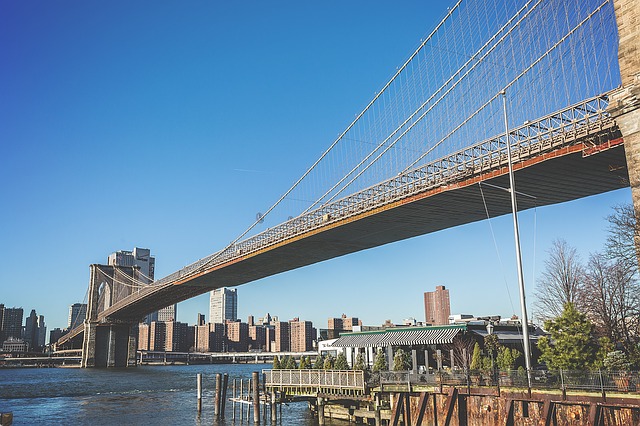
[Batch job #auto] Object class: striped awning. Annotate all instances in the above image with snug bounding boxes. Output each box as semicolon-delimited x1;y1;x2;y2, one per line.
330;325;465;348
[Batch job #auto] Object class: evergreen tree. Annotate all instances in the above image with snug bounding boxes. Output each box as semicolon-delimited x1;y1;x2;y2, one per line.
313;355;325;369
334;353;350;370
496;347;521;371
470;342;483;370
353;352;367;371
603;350;631;371
272;355;281;370
323;354;335;370
372;349;388;372
299;356;310;369
284;356;297;369
537;302;607;370
393;349;411;371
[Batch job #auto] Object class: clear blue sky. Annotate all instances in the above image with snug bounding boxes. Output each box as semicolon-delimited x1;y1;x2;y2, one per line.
0;1;629;336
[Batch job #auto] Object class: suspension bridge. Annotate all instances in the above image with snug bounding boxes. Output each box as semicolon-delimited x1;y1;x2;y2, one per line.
57;0;640;368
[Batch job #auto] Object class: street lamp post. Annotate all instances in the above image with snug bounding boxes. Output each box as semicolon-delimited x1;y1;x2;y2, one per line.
486;322;495;384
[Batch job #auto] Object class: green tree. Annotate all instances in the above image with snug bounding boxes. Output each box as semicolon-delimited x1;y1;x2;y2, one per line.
353;352;367;371
334;353;350;370
372;348;388;372
272;356;281;370
313;355;324;369
323;354;335;370
285;356;297;369
470;342;483;370
393;349;411;371
537;302;606;370
496;347;521;371
299;356;310;369
603;350;631;371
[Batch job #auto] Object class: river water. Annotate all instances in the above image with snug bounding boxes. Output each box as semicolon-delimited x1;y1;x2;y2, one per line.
0;364;351;425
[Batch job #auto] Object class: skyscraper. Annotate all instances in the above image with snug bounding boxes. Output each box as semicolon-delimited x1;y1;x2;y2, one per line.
209;288;237;324
424;285;451;325
108;247;176;322
1;307;23;342
68;303;87;329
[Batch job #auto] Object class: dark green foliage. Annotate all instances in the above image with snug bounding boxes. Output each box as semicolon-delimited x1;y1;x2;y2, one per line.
299;356;311;369
496;347;521;371
334;353;350;370
470;342;483;370
537;302;607;370
323;354;335;370
272;356;281;370
313;355;324;369
603;350;631;371
372;348;388;372
353;352;367;371
392;348;411;371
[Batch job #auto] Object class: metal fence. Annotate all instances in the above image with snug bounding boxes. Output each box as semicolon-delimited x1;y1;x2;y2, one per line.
377;369;640;393
264;369;366;391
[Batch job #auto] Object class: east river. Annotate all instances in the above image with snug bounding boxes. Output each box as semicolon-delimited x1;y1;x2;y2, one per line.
0;363;351;425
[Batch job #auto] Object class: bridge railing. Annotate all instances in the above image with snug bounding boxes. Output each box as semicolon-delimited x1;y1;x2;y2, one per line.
264;369;366;392
218;94;614;264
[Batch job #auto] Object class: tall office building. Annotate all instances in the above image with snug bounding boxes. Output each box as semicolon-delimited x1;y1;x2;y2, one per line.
108;247;176;323
68;303;87;329
424;285;451;325
1;307;23;342
209;288;237;324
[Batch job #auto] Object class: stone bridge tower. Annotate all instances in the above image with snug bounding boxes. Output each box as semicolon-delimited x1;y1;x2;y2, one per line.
609;0;640;255
81;264;142;368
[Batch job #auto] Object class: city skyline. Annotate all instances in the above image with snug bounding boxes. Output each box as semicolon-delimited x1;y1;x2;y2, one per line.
0;1;632;334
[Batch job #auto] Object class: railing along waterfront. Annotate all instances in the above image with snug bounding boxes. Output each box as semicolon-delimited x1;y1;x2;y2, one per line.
264;369;366;394
377;369;640;394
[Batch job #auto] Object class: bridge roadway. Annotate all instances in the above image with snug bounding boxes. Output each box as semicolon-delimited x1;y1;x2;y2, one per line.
59;94;627;345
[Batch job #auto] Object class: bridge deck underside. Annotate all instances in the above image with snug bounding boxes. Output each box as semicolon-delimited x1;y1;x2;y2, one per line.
108;141;627;321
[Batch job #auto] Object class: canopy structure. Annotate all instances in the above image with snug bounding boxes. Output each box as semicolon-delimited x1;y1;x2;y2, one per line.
330;325;466;348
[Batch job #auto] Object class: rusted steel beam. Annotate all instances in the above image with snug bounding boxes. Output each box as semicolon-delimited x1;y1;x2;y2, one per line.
414;392;429;426
504;399;515;426
542;398;555;426
588;403;602;426
390;393;404;426
404;393;411;426
443;387;459;426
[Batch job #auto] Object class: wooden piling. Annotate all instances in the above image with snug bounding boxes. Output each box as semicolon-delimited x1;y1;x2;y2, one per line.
196;373;202;413
271;391;277;423
221;373;228;418
240;379;244;422
252;371;261;424
214;373;222;417
232;379;237;420
317;396;325;425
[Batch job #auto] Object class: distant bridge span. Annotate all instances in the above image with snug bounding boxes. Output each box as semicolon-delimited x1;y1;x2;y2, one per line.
60;94;626;346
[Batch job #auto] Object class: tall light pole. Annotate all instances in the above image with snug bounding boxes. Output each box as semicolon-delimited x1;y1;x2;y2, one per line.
501;90;532;388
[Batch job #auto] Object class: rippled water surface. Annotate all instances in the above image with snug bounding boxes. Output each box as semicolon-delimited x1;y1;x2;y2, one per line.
0;364;350;425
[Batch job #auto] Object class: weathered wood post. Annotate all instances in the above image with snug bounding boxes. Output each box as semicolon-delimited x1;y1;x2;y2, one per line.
239;378;244;422
221;373;228;418
253;371;261;424
317;396;325;425
196;373;202;413
232;378;236;420
214;373;222;417
271;391;277;423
